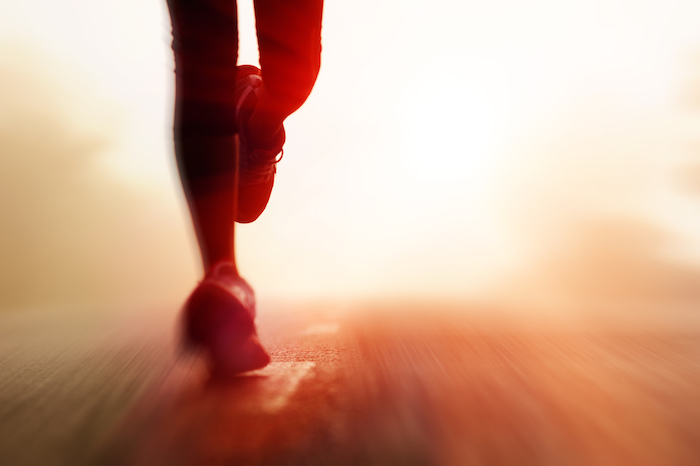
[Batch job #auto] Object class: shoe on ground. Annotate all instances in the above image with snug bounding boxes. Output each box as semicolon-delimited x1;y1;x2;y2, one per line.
181;261;270;375
234;65;285;224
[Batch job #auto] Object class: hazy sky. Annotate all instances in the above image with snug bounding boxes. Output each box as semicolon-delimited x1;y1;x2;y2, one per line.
3;0;700;319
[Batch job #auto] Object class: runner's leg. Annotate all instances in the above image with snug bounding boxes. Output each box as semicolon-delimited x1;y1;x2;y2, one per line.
247;0;324;147
167;0;239;272
167;0;270;374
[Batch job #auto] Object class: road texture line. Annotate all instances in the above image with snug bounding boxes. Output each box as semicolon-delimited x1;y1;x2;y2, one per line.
301;323;339;336
249;361;316;413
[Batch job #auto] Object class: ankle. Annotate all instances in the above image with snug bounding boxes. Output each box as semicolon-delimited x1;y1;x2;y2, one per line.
205;260;240;279
246;90;286;149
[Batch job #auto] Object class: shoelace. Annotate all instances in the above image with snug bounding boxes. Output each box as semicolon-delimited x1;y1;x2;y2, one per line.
234;68;285;184
239;148;284;184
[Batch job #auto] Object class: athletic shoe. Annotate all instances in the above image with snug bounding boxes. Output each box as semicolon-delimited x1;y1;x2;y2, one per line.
234;65;285;223
182;261;270;375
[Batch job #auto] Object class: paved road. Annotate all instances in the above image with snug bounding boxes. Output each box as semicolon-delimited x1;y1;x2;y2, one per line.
2;302;700;465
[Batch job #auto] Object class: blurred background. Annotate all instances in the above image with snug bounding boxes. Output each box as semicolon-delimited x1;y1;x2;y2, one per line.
3;0;700;326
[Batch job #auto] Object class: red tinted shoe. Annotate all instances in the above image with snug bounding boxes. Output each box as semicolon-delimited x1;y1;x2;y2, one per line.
182;261;270;375
234;65;285;223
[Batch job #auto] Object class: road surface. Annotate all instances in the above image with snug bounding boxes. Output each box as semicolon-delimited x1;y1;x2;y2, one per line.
2;301;700;465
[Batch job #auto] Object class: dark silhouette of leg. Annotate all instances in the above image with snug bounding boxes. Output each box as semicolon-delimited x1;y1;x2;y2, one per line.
167;0;269;374
232;0;324;223
250;0;324;145
167;0;240;270
165;0;324;375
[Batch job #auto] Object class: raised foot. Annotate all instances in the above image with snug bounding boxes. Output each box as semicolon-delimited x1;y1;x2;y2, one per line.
234;65;285;224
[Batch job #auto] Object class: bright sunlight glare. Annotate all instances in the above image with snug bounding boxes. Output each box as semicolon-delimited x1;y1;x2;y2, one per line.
398;56;506;185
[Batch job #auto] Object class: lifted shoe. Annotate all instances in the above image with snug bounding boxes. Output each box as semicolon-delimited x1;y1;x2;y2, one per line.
234;65;285;223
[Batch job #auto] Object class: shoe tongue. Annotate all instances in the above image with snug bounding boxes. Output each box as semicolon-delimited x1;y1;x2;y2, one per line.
255;127;286;153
